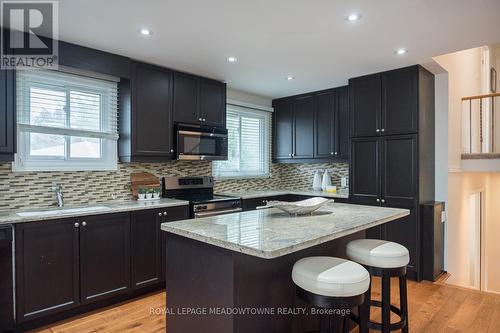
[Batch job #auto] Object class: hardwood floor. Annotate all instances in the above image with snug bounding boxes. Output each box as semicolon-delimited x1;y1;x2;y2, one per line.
30;278;500;333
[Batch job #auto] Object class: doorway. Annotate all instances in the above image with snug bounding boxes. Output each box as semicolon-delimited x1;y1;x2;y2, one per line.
468;191;483;290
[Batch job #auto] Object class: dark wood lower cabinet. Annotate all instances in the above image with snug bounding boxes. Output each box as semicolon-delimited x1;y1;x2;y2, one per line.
15;219;80;323
15;206;189;328
80;213;130;303
131;206;190;288
242;194;349;211
131;209;162;289
241;195;290;211
384;203;418;274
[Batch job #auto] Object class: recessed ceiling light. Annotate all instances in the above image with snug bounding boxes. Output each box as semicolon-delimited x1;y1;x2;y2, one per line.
395;48;408;55
286;76;295;81
227;56;237;63
139;28;152;36
346;13;361;21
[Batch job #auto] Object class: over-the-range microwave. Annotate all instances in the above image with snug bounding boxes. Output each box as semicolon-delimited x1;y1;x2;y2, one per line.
174;123;228;161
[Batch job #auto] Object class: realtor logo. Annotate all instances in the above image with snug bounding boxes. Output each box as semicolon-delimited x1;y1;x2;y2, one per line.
1;0;58;69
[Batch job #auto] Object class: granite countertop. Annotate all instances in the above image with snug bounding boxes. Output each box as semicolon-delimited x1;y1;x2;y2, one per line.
161;202;408;259
216;188;349;200
0;198;189;225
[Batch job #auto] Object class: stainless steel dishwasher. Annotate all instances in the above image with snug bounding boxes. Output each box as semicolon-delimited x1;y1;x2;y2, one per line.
0;225;13;332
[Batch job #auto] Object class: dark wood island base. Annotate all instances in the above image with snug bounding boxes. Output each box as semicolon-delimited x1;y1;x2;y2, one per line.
164;231;365;333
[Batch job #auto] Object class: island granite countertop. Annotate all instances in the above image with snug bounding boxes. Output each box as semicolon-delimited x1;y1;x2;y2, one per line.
161;202;408;259
0;198;189;225
216;188;349;200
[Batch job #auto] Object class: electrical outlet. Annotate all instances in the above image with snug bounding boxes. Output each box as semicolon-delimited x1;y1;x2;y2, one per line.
341;177;347;188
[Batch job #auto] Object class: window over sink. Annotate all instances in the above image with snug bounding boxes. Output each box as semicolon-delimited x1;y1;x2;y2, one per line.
213;103;271;179
13;69;118;171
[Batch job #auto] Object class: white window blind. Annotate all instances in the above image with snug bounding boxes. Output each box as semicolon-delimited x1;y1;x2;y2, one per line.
13;69;118;171
213;104;271;179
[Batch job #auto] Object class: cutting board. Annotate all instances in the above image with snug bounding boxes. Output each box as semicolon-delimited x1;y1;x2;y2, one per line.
130;172;161;199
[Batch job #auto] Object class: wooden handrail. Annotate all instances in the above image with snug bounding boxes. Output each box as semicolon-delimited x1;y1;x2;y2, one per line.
462;92;500;101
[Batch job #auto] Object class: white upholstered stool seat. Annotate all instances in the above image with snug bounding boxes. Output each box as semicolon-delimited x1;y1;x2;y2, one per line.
292;256;370;297
346;239;410;269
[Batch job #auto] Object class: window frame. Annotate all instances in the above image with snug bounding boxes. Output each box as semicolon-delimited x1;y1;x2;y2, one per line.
13;70;118;172
213;103;271;180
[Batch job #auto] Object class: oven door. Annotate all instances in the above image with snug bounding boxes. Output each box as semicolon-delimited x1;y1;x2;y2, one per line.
176;125;228;161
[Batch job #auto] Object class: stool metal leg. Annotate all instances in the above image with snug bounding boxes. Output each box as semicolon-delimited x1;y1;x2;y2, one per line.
381;273;391;333
358;279;371;333
343;315;350;333
331;314;342;333
399;274;409;333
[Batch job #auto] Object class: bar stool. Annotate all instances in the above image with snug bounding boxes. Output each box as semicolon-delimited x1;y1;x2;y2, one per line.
346;239;410;333
292;256;370;333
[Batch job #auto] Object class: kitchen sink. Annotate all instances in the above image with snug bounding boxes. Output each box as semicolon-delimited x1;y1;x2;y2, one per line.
17;206;110;217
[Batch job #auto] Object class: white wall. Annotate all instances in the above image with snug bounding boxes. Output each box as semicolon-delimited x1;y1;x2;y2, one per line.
434;48;482;169
434;73;449;267
433;48;500;292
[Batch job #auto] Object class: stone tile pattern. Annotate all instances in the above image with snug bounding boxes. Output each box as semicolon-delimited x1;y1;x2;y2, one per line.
0;161;211;210
213;162;348;193
0;161;348;211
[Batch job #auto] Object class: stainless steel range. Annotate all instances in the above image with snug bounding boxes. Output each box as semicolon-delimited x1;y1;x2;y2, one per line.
161;176;241;218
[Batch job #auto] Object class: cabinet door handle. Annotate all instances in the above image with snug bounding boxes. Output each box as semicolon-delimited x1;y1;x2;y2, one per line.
170;149;174;153
376;129;381;133
82;221;87;227
202;118;206;122
74;222;80;228
291;153;295;157
376;198;380;203
158;212;163;216
381;128;385;132
335;152;338;155
288;153;292;157
381;199;385;203
163;211;168;216
330;152;334;155
198;117;202;121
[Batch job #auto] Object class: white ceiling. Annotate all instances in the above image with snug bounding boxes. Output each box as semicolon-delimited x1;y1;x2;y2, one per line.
38;0;500;97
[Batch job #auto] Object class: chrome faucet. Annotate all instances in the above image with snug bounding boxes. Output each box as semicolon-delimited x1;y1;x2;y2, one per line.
51;184;64;207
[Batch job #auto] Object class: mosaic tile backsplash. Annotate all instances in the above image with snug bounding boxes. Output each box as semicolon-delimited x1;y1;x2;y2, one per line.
0;161;348;211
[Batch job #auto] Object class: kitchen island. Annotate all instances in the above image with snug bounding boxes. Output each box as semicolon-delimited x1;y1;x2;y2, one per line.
161;202;409;333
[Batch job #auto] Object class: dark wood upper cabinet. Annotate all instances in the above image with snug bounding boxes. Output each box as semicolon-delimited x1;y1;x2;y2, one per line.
131;209;162;289
119;62;174;162
79;213;130;303
133;63;173;158
15;219;80;322
119;65;226;162
350;65;421;138
349;73;381;137
199;79;226;127
273;86;349;163
335;86;350;160
272;99;294;159
382;67;418;135
350;137;380;205
172;72;199;124
293;95;315;158
314;90;335;159
0;70;16;162
172;73;226;128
